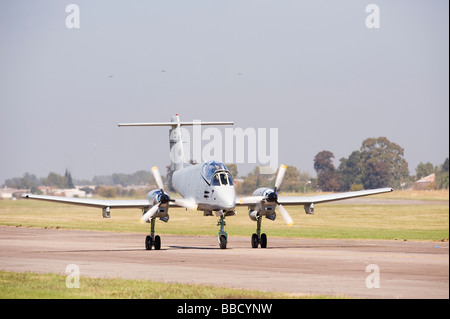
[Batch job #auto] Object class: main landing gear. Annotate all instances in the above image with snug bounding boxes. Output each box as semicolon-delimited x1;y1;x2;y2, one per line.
251;216;267;248
145;218;161;250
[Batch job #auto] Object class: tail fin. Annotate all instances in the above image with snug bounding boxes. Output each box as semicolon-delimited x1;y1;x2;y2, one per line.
118;114;234;171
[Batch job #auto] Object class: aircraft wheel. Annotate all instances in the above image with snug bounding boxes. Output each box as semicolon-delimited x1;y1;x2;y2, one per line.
260;233;267;248
219;234;227;249
251;233;259;248
145;235;152;250
154;235;161;250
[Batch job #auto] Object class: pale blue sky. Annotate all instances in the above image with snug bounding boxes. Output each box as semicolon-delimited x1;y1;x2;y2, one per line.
1;0;448;183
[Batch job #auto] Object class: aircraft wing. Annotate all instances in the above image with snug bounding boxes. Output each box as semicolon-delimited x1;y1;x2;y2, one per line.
236;188;393;206
22;194;150;209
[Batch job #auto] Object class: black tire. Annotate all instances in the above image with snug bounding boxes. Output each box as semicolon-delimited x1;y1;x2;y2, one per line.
145;235;152;250
219;235;227;249
154;235;161;250
260;233;267;248
251;233;259;248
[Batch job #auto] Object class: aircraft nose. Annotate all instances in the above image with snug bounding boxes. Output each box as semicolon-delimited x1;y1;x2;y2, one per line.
217;187;236;210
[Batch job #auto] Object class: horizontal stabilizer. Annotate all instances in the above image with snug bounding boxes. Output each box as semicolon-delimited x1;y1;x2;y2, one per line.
118;121;234;127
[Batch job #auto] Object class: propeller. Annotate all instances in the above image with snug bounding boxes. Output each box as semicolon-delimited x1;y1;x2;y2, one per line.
140;204;160;224
152;166;164;191
140;166;197;224
266;165;294;226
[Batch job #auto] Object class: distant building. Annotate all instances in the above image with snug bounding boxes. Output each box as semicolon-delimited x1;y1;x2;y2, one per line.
411;173;436;190
0;188;28;199
53;188;87;198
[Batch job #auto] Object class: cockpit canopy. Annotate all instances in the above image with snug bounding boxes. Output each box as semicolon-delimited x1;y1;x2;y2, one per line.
201;161;234;186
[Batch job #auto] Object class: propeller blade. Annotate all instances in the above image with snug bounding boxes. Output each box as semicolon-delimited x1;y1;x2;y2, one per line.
152;166;164;190
140;204;159;223
237;196;265;205
277;203;294;226
274;164;287;191
174;198;198;211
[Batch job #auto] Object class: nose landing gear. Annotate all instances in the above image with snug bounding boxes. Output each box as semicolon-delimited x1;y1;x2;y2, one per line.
217;215;227;249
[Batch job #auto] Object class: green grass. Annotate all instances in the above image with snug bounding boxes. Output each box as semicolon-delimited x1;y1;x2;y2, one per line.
0;270;333;299
0;191;448;241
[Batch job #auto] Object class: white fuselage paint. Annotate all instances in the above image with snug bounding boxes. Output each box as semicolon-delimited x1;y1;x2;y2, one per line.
172;164;236;212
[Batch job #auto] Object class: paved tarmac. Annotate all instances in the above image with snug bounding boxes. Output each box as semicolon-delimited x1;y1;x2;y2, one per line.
0;226;448;298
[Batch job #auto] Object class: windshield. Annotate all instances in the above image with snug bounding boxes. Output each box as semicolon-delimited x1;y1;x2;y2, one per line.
202;161;228;181
211;172;234;186
202;161;233;185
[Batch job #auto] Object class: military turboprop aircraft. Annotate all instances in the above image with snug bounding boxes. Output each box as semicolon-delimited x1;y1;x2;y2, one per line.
22;115;393;250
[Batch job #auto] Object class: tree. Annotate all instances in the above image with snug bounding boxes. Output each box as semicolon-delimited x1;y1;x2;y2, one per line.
43;172;67;188
65;169;75;189
442;158;449;173
360;137;409;188
337;151;364;191
436;158;449;189
278;165;301;192
225;164;238;179
238;166;272;195
4;173;42;190
415;162;435;180
361;159;391;189
314;150;340;192
96;186;118;198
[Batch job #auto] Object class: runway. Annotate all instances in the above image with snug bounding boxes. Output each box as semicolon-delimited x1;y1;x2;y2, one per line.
0;226;448;299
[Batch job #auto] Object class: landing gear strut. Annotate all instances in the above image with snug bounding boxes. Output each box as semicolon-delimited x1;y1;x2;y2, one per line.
217;215;227;249
251;216;267;248
145;218;161;250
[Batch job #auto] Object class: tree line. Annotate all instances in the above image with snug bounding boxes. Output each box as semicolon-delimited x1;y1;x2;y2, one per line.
313;137;448;192
234;137;448;194
3;136;449;195
3;170;75;194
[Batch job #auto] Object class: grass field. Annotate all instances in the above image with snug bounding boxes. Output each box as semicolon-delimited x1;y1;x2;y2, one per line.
0;190;447;299
0;190;448;241
1;270;319;299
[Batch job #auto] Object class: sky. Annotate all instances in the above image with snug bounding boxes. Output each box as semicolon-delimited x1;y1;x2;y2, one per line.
1;0;448;185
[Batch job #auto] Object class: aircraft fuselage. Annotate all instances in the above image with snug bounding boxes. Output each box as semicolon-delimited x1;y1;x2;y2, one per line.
172;161;236;213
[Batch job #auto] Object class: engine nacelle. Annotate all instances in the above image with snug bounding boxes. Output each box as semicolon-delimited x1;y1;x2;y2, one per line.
248;209;259;221
252;187;274;197
304;203;314;214
248;209;276;221
102;206;111;218
144;189;170;222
